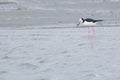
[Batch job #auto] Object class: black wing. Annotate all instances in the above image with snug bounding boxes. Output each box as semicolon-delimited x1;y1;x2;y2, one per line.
85;18;103;22
94;20;103;22
84;18;96;22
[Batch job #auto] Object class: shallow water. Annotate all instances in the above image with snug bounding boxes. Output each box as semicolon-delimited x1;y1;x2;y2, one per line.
0;0;120;80
0;27;120;80
0;0;120;27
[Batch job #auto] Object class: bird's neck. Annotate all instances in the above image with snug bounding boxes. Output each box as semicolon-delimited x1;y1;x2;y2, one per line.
81;18;85;23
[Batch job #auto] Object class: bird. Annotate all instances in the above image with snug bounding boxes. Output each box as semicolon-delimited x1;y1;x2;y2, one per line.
77;18;103;36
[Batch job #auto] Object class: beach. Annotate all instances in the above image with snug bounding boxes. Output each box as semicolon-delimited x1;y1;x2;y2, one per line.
0;0;120;80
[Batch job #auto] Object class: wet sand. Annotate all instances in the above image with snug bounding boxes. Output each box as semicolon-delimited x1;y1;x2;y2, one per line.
0;1;120;27
0;0;120;80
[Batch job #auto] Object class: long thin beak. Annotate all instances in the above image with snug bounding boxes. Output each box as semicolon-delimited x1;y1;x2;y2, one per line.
77;22;80;26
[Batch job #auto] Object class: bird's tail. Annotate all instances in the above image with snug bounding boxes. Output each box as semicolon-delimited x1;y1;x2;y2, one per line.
95;20;103;22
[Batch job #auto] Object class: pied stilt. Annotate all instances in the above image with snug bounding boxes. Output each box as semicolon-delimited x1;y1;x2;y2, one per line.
77;18;103;35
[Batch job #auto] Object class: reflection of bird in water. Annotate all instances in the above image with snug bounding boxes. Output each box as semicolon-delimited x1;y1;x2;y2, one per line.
77;18;103;36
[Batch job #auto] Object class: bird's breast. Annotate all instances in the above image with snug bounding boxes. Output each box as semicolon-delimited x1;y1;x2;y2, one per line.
83;21;96;26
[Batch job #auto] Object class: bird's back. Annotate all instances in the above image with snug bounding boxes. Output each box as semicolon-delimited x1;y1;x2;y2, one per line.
84;18;95;22
85;18;103;22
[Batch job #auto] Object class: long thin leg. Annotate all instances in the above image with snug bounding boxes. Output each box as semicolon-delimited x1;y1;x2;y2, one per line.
88;26;90;34
91;27;95;36
87;26;95;36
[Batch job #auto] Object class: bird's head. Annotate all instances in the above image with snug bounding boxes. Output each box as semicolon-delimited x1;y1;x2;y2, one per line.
77;18;84;26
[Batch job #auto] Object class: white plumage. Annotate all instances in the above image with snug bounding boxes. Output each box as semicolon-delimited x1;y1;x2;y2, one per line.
82;21;96;26
77;18;103;36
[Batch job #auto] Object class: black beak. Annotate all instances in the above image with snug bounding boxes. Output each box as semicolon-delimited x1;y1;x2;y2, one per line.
77;22;80;26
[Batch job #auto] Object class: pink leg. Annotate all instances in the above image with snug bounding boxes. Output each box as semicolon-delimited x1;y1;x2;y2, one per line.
88;27;90;33
91;27;95;36
87;26;95;36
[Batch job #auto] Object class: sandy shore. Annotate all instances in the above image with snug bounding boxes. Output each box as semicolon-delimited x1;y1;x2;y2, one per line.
0;0;120;80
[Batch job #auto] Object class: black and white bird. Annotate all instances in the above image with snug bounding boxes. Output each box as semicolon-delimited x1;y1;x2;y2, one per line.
77;18;103;35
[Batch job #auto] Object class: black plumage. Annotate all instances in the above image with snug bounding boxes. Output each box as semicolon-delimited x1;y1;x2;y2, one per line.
83;18;103;23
